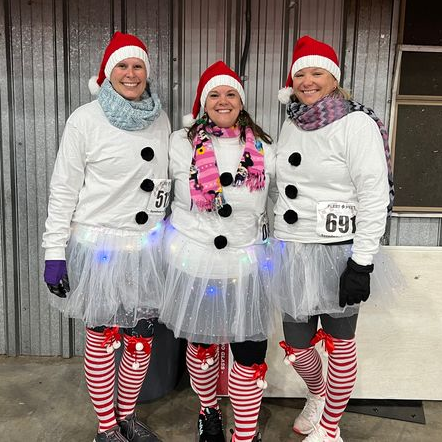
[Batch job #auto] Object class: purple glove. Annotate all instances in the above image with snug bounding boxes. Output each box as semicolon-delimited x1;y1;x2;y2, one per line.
44;260;70;298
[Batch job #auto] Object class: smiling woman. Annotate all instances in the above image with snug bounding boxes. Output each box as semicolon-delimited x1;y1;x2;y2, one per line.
204;85;243;127
110;57;148;101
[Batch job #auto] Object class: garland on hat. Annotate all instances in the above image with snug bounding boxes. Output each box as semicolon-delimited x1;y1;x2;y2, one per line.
287;95;395;215
189;119;265;212
97;79;161;131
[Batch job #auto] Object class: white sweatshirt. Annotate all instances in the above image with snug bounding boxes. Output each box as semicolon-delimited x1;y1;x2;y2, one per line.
273;111;389;265
42;100;170;260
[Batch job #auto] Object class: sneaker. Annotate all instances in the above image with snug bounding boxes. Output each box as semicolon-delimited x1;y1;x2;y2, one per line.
293;393;325;435
303;426;343;442
94;426;129;442
229;429;262;441
198;407;225;442
119;413;162;442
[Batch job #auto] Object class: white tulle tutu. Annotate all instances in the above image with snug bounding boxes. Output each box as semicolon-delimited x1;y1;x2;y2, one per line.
272;241;403;322
158;223;277;344
49;222;165;327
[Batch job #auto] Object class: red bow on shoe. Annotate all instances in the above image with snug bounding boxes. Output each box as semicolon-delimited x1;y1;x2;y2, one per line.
310;329;335;353
251;362;268;389
196;344;217;371
279;340;297;365
101;326;121;353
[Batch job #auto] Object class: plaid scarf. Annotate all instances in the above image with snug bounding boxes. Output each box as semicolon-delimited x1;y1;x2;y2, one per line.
287;95;394;215
189;121;265;212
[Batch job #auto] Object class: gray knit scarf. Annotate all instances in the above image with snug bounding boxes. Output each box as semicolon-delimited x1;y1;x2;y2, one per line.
98;79;162;131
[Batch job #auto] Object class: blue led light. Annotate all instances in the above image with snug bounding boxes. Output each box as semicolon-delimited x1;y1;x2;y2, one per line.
205;285;218;296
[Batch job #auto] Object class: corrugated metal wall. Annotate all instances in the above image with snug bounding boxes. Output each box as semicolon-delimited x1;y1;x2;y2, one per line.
0;0;440;356
0;0;172;356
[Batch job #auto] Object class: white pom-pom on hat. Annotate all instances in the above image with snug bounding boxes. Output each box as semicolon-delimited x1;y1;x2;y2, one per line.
183;113;196;128
278;87;294;104
88;76;101;95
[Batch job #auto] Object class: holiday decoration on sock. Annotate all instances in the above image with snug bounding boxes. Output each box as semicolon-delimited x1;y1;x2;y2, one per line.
116;334;152;420
84;328;118;432
196;343;218;371
229;362;265;442
320;337;357;439
311;328;335;353
186;343;220;410
101;326;122;354
279;340;297;365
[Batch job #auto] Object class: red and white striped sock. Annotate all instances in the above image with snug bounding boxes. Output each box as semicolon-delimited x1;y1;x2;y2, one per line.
228;362;264;442
186;343;220;411
116;334;152;420
84;328;117;432
320;337;357;438
292;346;326;397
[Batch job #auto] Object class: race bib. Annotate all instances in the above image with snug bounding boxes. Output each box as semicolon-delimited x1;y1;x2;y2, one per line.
258;212;270;243
316;201;357;237
146;179;172;214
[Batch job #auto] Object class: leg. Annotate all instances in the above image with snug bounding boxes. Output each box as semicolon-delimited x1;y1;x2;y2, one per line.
117;319;161;441
187;342;224;441
282;316;326;435
84;326;119;433
229;340;267;442
318;314;358;440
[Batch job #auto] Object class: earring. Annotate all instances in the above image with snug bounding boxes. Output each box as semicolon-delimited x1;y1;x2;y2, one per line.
196;112;209;125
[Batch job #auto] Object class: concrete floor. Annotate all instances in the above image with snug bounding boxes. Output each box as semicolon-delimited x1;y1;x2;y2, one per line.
0;355;441;442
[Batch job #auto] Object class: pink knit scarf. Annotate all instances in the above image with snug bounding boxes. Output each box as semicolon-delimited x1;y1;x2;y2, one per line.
189;121;265;212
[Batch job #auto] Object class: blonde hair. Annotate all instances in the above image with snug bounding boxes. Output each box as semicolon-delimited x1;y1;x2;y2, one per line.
290;85;352;103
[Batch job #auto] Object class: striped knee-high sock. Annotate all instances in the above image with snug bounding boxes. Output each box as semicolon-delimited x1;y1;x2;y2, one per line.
84;328;118;432
186;343;220;411
228;362;265;442
320;337;357;438
116;334;152;420
292;346;326;397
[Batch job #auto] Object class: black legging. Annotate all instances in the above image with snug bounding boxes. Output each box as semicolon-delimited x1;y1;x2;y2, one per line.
192;340;267;367
88;318;155;338
283;314;358;348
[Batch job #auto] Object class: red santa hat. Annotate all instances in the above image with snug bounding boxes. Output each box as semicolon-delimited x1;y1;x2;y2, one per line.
278;35;341;104
88;31;150;95
183;60;245;127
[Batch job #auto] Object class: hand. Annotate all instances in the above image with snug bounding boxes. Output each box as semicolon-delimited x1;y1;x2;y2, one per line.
339;258;374;308
44;260;70;298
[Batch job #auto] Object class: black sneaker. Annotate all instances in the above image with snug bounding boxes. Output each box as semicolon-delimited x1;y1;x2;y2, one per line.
198;407;225;442
119;413;162;442
94;425;129;442
229;429;262;442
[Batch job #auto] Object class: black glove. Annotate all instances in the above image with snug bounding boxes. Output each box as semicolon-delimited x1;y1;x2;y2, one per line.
339;258;374;308
44;260;70;298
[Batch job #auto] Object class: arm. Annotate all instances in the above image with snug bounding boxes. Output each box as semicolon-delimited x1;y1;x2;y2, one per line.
42;119;87;260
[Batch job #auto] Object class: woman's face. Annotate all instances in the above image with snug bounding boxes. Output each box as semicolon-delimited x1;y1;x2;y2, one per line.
109;57;147;101
292;67;338;105
204;85;243;128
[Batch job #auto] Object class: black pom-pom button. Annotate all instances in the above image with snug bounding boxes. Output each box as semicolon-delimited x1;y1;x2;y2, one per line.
283;210;298;224
288;152;301;166
218;204;232;218
220;172;233;187
141;147;155;162
140;179;155;192
285;185;298;199
135;211;149;224
214;235;228;249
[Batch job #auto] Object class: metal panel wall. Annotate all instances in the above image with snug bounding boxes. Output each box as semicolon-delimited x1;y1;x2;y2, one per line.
0;0;172;356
